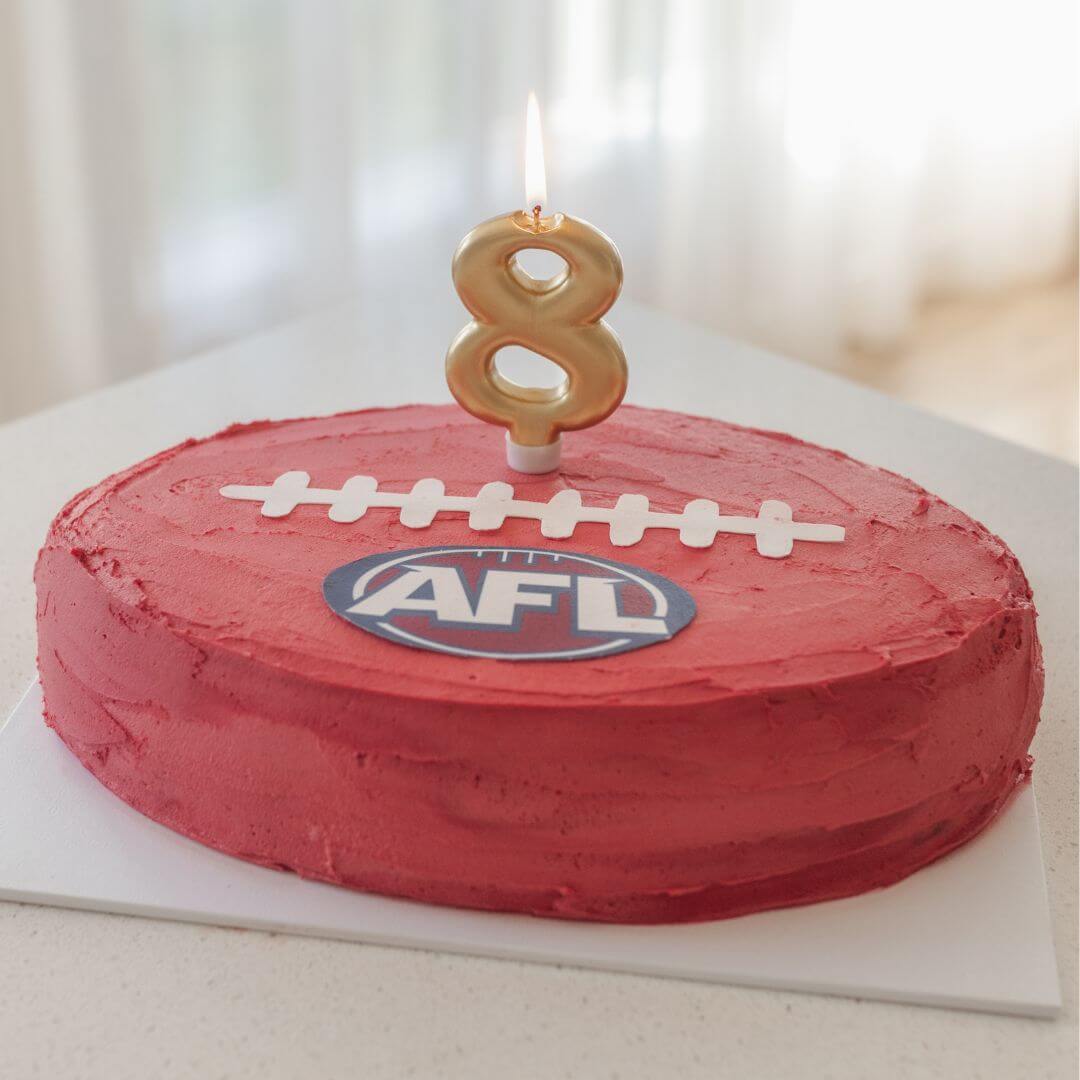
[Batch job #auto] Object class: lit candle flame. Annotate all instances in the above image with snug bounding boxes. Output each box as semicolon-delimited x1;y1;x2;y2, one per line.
525;91;547;217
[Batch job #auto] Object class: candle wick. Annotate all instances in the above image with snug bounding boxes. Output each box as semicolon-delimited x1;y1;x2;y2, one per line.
532;204;542;229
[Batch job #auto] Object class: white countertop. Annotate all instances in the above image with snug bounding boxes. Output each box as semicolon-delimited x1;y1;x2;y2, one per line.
1;293;1076;1079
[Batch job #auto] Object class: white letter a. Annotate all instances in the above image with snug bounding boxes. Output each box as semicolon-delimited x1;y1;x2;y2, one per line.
348;564;475;623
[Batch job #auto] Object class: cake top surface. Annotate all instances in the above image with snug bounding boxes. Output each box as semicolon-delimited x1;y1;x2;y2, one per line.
46;404;1032;707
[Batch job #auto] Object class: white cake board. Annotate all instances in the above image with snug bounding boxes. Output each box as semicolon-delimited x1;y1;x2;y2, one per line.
0;684;1060;1018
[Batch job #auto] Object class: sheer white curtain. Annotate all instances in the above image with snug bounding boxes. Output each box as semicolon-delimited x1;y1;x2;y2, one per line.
1;0;1076;420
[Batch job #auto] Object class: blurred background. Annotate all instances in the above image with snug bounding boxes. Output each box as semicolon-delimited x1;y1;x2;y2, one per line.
0;0;1076;459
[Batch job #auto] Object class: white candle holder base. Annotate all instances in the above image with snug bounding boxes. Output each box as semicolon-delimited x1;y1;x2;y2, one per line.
506;433;561;474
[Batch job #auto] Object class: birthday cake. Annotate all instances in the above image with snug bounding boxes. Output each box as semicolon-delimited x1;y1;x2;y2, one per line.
34;403;1042;923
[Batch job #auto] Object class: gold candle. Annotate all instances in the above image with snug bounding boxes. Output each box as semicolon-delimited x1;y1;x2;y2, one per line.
446;93;628;473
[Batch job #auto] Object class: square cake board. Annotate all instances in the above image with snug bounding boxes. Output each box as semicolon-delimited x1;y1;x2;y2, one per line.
0;683;1060;1018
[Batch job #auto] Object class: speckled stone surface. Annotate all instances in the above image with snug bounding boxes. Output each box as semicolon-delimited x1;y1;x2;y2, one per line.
1;299;1075;1079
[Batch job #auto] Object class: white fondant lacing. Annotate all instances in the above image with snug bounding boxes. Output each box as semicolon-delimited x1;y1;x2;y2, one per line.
219;472;845;558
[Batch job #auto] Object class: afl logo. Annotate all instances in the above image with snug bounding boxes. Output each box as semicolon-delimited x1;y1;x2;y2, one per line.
323;545;696;661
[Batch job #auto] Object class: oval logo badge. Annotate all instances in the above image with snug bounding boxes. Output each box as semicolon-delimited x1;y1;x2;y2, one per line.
323;545;696;661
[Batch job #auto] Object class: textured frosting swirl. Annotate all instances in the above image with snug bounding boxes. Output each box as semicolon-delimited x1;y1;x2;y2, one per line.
35;404;1042;922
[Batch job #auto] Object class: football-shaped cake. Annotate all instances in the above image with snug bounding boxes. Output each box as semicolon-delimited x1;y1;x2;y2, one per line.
35;404;1041;923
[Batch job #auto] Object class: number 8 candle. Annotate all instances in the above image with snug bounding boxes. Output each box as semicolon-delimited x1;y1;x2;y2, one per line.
446;93;628;474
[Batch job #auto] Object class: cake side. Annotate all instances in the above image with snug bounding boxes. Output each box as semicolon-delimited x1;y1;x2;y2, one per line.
34;404;1043;923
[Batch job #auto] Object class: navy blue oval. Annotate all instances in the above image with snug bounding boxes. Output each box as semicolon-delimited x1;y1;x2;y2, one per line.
323;545;696;662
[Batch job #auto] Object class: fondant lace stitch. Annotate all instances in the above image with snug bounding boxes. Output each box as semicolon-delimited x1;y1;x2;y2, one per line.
219;471;844;557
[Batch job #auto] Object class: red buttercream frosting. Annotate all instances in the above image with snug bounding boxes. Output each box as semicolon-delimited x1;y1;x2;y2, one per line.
34;404;1042;922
